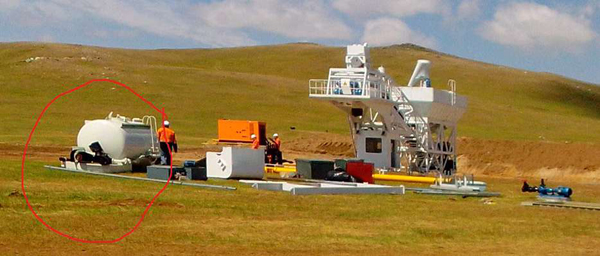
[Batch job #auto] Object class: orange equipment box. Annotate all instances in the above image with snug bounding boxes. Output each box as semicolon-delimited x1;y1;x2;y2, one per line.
218;119;266;145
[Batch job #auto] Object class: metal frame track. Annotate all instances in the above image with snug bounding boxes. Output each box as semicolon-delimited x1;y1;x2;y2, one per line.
521;201;600;211
44;165;236;191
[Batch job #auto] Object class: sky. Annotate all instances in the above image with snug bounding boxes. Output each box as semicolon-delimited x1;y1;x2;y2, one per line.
1;0;599;85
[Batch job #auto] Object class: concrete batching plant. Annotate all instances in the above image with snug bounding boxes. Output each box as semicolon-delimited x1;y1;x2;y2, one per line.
309;44;467;175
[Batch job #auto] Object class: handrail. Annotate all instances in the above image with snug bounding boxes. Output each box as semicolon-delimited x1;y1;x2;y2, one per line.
391;87;430;153
309;79;328;95
448;79;456;106
143;115;160;155
310;78;393;99
393;87;433;173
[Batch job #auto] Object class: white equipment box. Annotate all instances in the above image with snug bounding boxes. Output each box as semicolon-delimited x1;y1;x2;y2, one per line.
207;147;264;179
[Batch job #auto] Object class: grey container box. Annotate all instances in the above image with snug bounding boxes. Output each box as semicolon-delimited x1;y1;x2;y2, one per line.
334;158;364;171
147;165;186;181
185;167;207;181
295;159;334;180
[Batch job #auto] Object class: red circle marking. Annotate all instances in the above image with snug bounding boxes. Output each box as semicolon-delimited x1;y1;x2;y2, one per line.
21;79;174;243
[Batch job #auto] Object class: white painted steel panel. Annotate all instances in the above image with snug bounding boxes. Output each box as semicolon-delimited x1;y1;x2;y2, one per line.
399;87;467;123
207;147;264;179
242;180;405;195
354;130;391;168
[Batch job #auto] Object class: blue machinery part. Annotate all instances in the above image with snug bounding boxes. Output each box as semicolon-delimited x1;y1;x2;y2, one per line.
522;179;573;198
538;186;572;197
333;81;363;95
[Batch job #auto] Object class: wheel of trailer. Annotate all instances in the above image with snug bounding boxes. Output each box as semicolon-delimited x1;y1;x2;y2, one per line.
74;152;84;162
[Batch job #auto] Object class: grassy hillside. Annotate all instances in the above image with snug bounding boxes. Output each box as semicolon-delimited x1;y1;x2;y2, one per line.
0;42;599;147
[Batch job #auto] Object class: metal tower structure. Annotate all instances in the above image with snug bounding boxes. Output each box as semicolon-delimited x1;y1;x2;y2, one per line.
309;44;467;175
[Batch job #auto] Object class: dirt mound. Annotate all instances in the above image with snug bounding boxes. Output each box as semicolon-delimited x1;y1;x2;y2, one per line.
457;137;600;182
284;132;354;157
173;145;223;162
0;143;69;161
283;134;600;182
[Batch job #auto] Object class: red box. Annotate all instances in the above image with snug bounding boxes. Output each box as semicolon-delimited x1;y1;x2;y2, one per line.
346;162;374;184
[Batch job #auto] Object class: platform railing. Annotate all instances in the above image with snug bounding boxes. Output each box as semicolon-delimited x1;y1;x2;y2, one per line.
309;79;328;96
367;80;392;100
309;78;369;98
310;78;395;100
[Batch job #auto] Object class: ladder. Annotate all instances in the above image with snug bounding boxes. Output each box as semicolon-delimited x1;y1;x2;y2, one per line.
143;115;160;156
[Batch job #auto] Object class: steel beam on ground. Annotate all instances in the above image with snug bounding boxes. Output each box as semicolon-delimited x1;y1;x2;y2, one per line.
44;165;236;190
521;201;600;211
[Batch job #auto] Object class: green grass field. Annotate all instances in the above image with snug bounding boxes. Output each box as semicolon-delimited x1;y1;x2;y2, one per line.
2;160;600;255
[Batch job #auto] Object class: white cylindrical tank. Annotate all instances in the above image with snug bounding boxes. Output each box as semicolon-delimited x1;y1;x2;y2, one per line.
77;115;155;160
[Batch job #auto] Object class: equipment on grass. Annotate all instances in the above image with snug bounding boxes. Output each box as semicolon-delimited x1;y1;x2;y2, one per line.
521;201;600;211
240;180;404;196
59;112;160;173
522;179;573;201
295;159;334;180
264;165;296;174
344;161;374;183
430;174;487;192
411;189;500;198
45;165;235;190
372;173;436;184
206;146;265;179
309;43;467;175
147;165;207;181
326;170;357;183
218;119;266;145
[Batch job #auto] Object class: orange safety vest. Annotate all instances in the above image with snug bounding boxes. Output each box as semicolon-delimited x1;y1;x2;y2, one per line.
274;138;281;149
251;138;260;149
157;127;177;143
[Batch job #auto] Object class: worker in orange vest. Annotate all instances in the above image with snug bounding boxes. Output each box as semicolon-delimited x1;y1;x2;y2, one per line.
268;133;283;165
157;120;178;165
251;134;260;149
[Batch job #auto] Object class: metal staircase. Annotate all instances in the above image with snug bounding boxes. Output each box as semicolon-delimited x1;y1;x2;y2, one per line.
392;87;437;173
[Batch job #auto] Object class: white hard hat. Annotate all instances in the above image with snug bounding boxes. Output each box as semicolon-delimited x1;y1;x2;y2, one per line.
273;133;279;137
163;120;170;127
250;134;256;139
